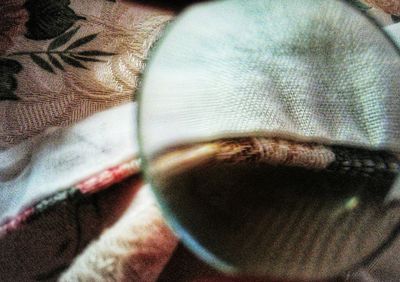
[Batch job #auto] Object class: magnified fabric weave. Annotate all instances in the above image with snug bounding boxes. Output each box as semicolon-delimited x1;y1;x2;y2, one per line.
140;0;400;157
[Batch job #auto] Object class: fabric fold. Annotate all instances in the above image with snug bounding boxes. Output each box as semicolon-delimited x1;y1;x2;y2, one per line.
60;185;178;282
0;102;138;223
140;0;400;157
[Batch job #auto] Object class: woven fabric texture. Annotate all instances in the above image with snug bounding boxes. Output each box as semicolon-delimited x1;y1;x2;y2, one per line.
0;176;144;282
140;0;400;157
0;102;138;223
150;137;400;280
364;0;400;15
0;0;172;148
60;185;178;282
1;0;400;281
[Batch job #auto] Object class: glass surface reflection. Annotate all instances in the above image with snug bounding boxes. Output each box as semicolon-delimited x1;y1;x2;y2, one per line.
138;0;400;280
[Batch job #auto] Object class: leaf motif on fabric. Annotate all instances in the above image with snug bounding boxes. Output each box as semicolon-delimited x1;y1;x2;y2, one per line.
77;50;116;56
70;55;105;62
7;28;115;73
24;0;85;40
7;21;116;76
59;54;88;69
48;27;80;51
48;54;65;71
0;58;22;101
30;54;54;73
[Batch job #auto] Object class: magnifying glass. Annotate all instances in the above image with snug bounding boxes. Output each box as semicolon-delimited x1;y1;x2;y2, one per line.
138;0;400;280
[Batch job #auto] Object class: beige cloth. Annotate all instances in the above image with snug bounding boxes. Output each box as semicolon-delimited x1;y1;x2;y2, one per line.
1;0;400;281
60;185;178;282
0;0;172;148
0;102;138;222
364;0;400;15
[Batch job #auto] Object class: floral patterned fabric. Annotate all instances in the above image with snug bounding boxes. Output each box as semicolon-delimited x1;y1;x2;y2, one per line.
0;0;176;281
0;0;172;148
0;0;400;281
0;175;160;281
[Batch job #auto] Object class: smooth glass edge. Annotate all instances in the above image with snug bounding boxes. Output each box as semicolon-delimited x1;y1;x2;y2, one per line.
135;0;400;279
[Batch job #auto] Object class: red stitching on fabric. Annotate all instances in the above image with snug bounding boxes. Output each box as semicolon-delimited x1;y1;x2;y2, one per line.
76;159;140;194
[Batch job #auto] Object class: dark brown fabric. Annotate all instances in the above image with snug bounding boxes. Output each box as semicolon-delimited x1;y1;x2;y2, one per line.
0;176;142;282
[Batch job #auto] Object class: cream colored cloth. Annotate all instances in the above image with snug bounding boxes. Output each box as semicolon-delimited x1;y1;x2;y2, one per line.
385;21;400;41
0;102;138;222
0;0;172;222
1;1;400;281
140;0;400;158
139;1;400;280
